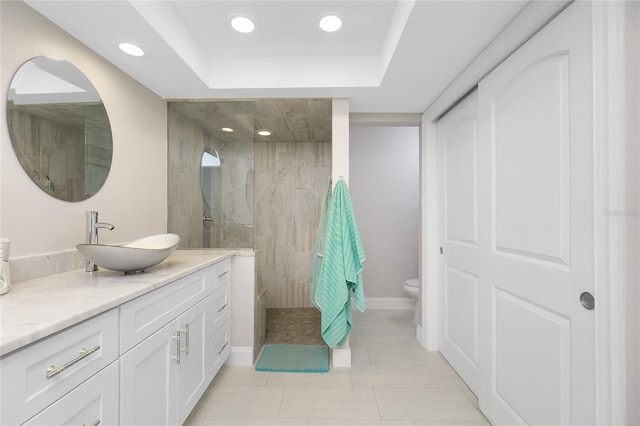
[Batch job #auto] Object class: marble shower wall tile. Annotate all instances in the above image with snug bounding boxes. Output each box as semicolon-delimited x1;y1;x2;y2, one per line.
168;106;206;249
255;138;331;308
168;104;254;249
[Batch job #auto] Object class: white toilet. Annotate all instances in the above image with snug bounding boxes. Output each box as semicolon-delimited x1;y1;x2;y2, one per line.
403;278;420;325
403;278;419;300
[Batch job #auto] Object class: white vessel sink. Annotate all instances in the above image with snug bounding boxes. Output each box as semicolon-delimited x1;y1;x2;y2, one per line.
77;233;180;273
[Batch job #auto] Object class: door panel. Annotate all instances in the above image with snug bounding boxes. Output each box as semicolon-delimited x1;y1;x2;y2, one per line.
478;2;595;425
492;54;570;265
445;266;478;361
438;90;479;394
494;289;570;425
120;321;178;426
177;298;208;425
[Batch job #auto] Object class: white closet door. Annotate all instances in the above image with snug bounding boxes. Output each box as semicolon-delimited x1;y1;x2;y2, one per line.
478;2;595;425
437;90;479;394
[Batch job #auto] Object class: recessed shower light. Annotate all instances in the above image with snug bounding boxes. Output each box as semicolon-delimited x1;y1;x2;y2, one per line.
222;127;234;133
319;15;342;32
118;42;145;57
257;130;271;136
231;16;255;33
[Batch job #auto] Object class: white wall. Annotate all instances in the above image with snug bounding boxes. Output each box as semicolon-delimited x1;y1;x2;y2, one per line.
0;1;167;258
349;125;419;298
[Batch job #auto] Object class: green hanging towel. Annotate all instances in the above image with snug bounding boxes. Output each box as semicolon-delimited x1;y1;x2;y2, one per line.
311;177;332;307
313;179;366;348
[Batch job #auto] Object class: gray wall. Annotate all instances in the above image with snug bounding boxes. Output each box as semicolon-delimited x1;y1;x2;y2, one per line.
349;125;420;298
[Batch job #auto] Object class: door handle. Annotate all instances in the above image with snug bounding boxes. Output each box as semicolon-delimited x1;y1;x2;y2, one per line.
580;292;595;310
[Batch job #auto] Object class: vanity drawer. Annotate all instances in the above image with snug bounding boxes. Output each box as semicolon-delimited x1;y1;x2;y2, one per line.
207;282;231;337
211;258;231;291
0;309;118;426
206;320;230;382
23;361;119;426
120;267;212;354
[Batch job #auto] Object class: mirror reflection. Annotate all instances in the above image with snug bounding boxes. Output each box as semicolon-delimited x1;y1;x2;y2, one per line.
201;144;221;210
7;56;113;202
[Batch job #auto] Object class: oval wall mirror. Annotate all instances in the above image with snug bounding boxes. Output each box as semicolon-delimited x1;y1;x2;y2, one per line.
7;56;113;202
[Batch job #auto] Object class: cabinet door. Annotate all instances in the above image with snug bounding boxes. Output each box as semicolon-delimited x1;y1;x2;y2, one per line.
23;362;119;426
1;309;119;426
176;298;208;425
120;321;179;426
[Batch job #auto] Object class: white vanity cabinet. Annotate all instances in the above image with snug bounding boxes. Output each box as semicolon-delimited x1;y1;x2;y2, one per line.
119;259;231;426
0;308;119;426
0;253;237;426
23;362;119;426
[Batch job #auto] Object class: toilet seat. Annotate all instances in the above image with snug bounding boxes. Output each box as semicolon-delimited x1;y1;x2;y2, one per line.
404;278;419;289
403;278;419;298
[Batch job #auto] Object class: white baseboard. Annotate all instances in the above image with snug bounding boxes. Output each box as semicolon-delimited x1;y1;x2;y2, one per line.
364;297;415;310
227;346;253;366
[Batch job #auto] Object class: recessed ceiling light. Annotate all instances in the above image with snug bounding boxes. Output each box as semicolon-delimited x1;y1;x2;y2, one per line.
231;16;255;33
222;127;234;133
319;15;342;32
257;130;271;136
118;42;145;57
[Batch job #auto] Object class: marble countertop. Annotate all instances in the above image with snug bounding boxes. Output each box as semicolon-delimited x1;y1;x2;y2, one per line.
0;249;242;357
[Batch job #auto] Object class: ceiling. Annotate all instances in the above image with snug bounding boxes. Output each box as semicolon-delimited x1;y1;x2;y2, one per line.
24;0;529;113
169;98;332;143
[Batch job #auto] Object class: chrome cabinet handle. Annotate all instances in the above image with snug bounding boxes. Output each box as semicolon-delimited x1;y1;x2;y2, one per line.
46;345;101;379
216;342;228;355
216;302;229;313
180;323;190;354
217;269;229;278
171;332;180;364
82;420;101;426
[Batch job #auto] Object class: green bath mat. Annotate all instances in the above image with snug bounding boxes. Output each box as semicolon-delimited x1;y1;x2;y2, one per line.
255;344;329;373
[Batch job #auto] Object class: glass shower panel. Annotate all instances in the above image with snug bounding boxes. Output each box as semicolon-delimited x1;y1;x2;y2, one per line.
167;101;254;249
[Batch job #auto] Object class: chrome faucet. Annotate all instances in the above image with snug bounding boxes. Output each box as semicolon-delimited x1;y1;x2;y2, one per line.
85;210;114;272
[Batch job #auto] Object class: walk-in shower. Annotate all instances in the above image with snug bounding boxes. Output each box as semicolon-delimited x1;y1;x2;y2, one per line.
167;99;332;349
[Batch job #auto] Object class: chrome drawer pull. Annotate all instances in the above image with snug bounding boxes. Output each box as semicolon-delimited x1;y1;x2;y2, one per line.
217;269;229;278
180;323;190;355
82;420;100;426
171;332;181;364
216;302;229;312
45;345;101;379
216;342;228;355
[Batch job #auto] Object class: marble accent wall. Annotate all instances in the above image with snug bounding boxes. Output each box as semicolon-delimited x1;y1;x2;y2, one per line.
168;104;254;249
254;139;331;308
168;106;207;248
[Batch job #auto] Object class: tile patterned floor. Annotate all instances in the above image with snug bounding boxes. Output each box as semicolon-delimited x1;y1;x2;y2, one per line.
264;308;325;345
185;309;490;426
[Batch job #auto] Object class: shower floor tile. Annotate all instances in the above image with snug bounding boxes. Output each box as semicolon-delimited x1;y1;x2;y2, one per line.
264;308;325;345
